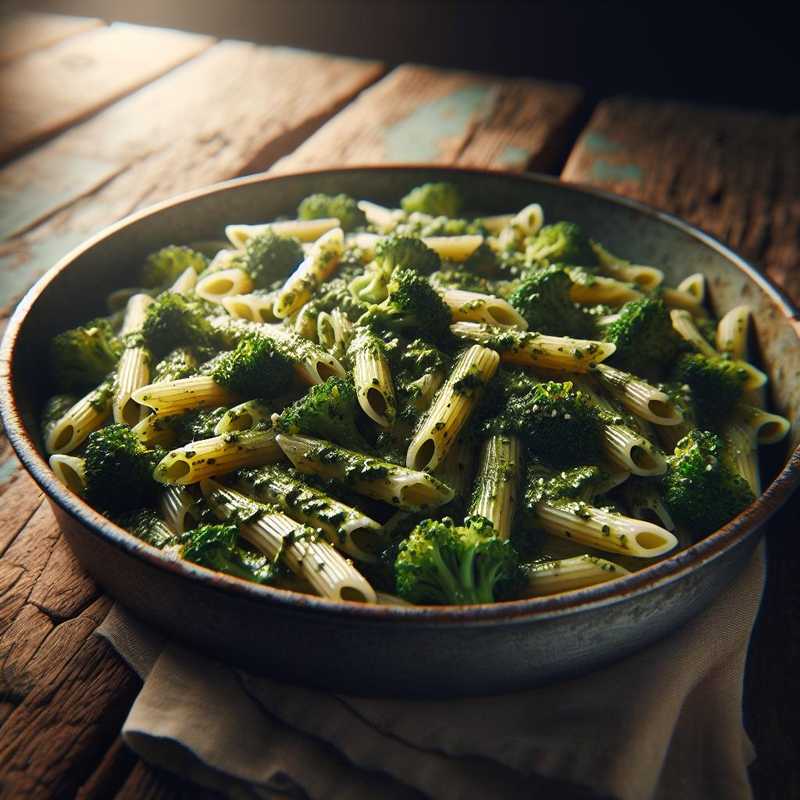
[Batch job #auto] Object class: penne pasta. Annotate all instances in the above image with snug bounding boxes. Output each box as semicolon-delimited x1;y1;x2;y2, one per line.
214;399;273;435
496;203;544;249
622;478;676;531
273;227;344;318
49;454;86;494
406;345;499;472
113;293;154;426
234;465;383;562
661;287;707;317
451;322;616;372
133;375;237;416
440;289;528;329
222;291;280;323
534;500;678;558
349;328;396;427
421;234;484;262
601;423;667;477
196;267;254;304
159;486;203;534
45;378;114;454
131;411;180;448
357;200;403;232
225;218;339;248
594;363;683;426
522;554;630;596
276;433;454;511
590;242;663;290
469;434;522;540
733;404;790;446
154;428;283;485
568;274;643;306
169;266;198;295
202;481;376;603
677;272;705;303
716;305;751;360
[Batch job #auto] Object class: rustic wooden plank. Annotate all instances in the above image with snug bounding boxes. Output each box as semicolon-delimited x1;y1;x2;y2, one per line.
0;22;214;162
273;64;584;174
561;97;800;303
0;40;384;309
0;12;102;64
0;597;140;799
561;96;800;800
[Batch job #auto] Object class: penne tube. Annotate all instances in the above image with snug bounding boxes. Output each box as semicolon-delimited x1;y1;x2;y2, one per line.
601;423;667;477
293;301;319;340
677;272;705;303
49;454;86;495
468;434;522;540
318;308;353;360
225;218;339;248
154;428;283;485
733;404;790;446
345;232;382;260
202;481;376;603
590;242;663;290
496;203;544;249
406;345;499;472
273;227;344;318
522;555;630;596
131;411;180;448
222;291;280;323
422;234;483;262
479;213;513;235
357;200;403;232
276;433;454;511
214;399;273;435
451;322;616;372
440;289;528;329
661;288;707;317
45;378;114;454
234;465;383;562
133;375;237;416
433;435;476;501
535;501;678;558
169;266;198;295
568;274;643;306
159;486;203;534
349;329;396;427
113;293;154;426
594;363;683;426
716;305;751;361
196;268;254;303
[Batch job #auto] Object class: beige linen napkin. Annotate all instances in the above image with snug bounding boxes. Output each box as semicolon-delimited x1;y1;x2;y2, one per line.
97;543;765;800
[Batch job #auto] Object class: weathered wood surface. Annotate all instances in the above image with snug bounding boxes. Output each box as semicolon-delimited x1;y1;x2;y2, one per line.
563;96;800;800
0;12;102;64
0;23;215;163
0;40;384;309
562;97;800;302
273;64;584;173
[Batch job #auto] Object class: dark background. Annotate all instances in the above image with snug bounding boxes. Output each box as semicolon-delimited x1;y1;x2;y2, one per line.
7;0;800;113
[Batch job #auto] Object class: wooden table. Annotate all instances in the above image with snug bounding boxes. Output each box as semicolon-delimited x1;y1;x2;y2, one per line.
0;13;797;799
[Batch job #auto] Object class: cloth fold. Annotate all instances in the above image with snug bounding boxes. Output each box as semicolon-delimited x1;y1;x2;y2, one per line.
97;543;765;800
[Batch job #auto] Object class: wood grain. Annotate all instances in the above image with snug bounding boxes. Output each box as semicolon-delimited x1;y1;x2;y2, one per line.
0;22;214;162
0;41;383;308
273;64;584;173
562;97;800;303
0;12;102;64
561;95;800;800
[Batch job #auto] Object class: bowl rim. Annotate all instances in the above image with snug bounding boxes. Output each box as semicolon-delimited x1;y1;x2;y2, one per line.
1;164;798;625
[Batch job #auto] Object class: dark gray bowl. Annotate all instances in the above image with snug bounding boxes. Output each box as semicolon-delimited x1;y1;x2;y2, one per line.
1;167;798;697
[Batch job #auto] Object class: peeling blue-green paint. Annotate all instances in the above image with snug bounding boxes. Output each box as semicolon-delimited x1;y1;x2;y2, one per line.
384;85;491;162
591;159;643;184
0;230;88;306
0;455;19;485
496;144;530;170
583;131;623;153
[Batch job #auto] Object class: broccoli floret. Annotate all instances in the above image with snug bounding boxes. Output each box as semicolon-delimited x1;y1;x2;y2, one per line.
84;424;162;513
603;297;681;378
141;293;218;359
400;182;463;218
672;353;747;427
50;318;122;393
211;334;293;398
141;245;208;289
179;406;229;441
416;216;485;237
181;523;282;584
359;267;452;344
522;461;605;508
389;338;450;425
152;347;199;383
508;265;594;338
525;222;597;267
429;269;491;293
482;376;603;467
394;515;519;605
462;241;499;277
114;508;178;549
297;192;366;232
662;430;754;537
241;229;304;288
275;377;370;451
